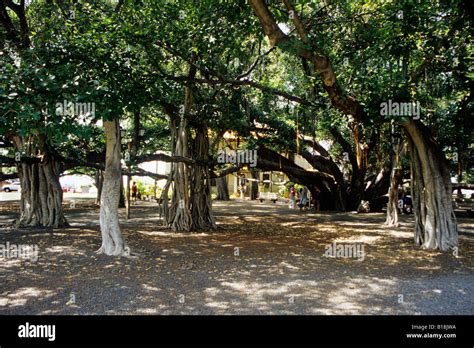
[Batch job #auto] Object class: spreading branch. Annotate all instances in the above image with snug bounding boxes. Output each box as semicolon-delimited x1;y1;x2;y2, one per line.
154;40;321;107
248;0;366;120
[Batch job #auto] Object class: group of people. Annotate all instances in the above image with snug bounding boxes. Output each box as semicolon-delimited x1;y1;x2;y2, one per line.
288;185;321;211
289;185;309;210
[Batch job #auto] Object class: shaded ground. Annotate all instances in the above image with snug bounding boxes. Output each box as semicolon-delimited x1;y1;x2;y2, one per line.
0;199;473;315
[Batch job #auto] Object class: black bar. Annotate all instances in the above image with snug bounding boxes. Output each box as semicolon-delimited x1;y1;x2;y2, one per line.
0;315;472;346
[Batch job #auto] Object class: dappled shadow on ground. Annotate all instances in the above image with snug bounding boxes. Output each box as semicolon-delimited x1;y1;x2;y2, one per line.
0;199;473;315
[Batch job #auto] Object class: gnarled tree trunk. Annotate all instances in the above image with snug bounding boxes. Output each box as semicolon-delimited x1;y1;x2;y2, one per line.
97;119;125;256
163;58;194;231
384;139;404;227
162;54;214;232
165;115;192;231
364;161;391;212
384;167;403;227
12;135;67;228
190;124;216;230
404;120;458;251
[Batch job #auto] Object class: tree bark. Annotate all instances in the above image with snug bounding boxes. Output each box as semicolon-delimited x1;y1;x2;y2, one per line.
166;115;192;231
97;119;126;256
384;167;403;227
216;176;230;200
257;146;344;211
404;120;458;251
12;136;68;228
161;109;216;232
364;161;391;212
190;124;216;230
162;53;202;231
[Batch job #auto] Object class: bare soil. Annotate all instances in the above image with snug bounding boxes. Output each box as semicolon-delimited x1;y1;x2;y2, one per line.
0;199;473;315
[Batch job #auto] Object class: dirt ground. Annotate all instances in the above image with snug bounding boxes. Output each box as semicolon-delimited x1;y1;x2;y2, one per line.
0;199;473;315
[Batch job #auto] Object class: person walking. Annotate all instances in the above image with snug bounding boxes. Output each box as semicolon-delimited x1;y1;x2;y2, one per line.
289;185;296;208
131;181;138;205
298;187;308;211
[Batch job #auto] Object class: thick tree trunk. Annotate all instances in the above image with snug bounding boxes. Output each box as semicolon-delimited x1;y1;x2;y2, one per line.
250;169;259;200
365;161;391;212
163;54;203;232
328;128;369;211
300;144;348;210
384;167;403;227
166;116;192;231
345;148;370;211
328;183;346;211
190;124;216;231
12;136;67;228
18;159;67;227
404;120;458;251
216;176;230;200
257;146;346;211
97;119;126;256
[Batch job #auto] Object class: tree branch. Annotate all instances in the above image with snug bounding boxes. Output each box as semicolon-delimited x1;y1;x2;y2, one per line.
154;39;320;107
248;0;366;121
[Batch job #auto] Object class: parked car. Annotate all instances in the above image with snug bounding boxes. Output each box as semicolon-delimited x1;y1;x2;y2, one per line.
3;181;21;192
